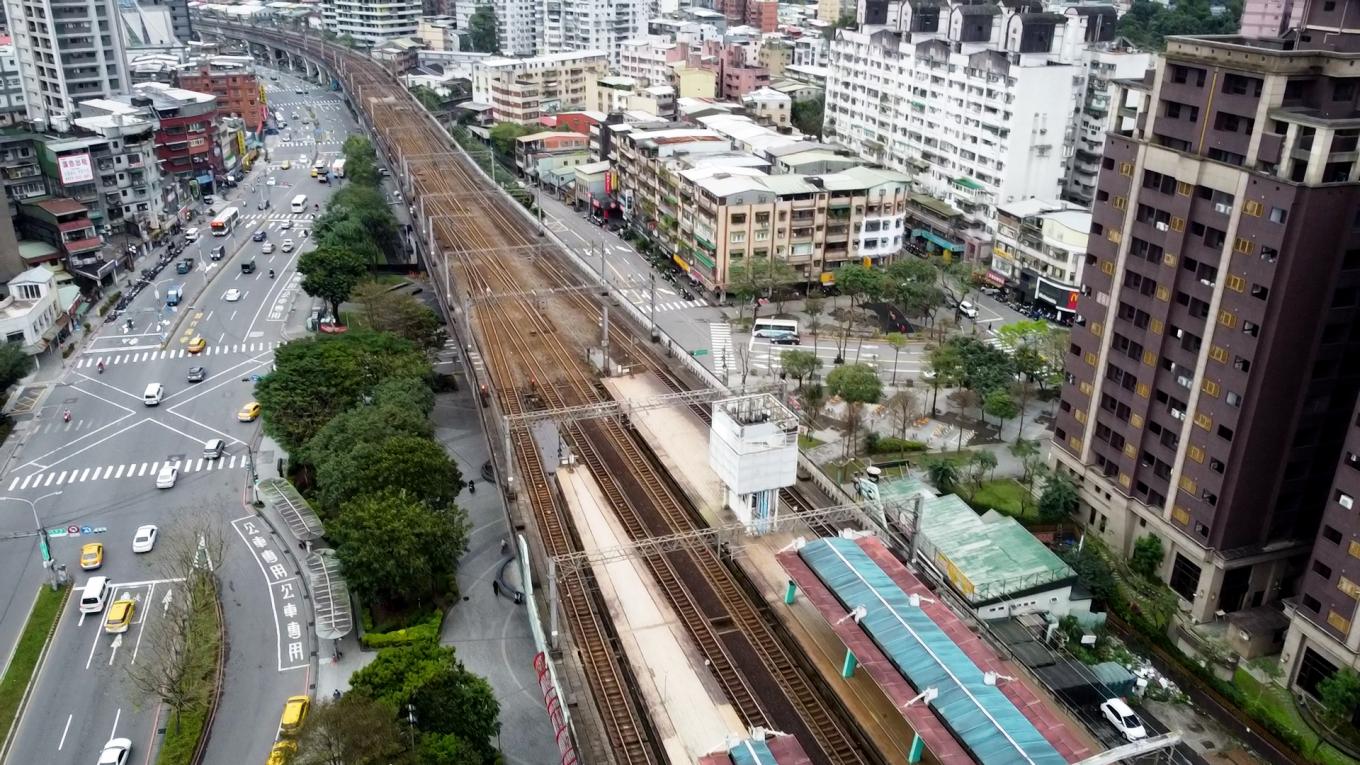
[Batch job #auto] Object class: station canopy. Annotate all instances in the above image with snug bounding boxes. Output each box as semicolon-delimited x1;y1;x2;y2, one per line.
258;477;324;542
307;548;353;640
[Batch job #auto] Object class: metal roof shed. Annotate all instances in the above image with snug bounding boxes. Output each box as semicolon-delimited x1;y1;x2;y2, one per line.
258;477;324;542
307;548;353;640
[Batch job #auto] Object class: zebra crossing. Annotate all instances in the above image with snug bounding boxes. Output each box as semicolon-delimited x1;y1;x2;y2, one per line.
242;212;316;232
710;322;734;373
618;288;706;313
7;454;251;491
76;342;280;369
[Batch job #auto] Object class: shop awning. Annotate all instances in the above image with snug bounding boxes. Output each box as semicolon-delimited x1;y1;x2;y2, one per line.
912;229;962;251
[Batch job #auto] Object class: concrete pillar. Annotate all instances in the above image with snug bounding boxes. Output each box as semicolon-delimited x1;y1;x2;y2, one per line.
841;649;856;678
783;580;796;605
908;733;926;764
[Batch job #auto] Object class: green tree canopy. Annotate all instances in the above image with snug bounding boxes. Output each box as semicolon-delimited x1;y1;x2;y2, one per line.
332;489;469;608
790;94;825;137
488;122;529;157
1117;0;1242;51
351;281;445;351
1037;472;1079;524
316;184;402;258
780;348;821;388
301;377;434;467
1130;535;1165;580
348;643;501;762
826;362;883;458
255;330;430;453
299;244;370;321
923;457;960;494
0;344;34;392
885;258;945;323
316;434;465;515
468;7;498;54
1317;667;1360;727
341;134;382;187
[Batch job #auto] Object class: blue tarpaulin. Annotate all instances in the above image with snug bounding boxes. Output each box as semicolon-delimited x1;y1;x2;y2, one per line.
195;174;213;186
911;228;963;251
727;738;776;765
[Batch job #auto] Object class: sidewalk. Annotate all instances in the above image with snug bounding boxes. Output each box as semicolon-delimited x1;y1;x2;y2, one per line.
431;379;560;765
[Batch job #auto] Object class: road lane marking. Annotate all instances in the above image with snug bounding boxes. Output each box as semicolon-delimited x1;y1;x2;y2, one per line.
19;474;32;489
79;468;90;482
114;465;125;478
58;714;72;750
110;708;121;739
136;464;148;477
42;473;54;487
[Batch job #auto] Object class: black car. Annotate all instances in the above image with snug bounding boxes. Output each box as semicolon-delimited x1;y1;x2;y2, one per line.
175;258;194;274
252;230;267;242
186;366;207;383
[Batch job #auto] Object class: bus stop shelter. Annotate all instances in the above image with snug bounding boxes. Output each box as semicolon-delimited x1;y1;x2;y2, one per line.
258;477;324;542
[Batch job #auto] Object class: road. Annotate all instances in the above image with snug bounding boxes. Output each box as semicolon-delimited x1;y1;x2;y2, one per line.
0;66;345;765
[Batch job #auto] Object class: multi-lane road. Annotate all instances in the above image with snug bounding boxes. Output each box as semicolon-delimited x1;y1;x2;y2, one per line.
0;67;354;765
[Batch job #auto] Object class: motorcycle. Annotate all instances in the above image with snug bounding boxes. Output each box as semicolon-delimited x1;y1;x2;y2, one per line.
269;269;276;279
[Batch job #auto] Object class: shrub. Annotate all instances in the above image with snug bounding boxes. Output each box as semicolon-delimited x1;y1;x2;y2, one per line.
865;433;927;454
360;609;443;649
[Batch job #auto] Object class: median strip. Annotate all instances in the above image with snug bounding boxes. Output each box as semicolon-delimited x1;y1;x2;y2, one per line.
0;583;72;759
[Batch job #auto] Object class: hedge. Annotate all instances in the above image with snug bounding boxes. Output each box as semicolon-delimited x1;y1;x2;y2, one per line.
864;434;928;454
360;609;443;649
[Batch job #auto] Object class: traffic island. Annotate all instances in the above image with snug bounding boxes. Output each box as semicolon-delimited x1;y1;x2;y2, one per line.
151;576;225;765
0;582;71;759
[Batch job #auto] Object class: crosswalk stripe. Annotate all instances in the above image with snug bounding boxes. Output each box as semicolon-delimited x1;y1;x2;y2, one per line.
79;468;90;482
42;473;55;487
19;474;32;489
6;477;16;490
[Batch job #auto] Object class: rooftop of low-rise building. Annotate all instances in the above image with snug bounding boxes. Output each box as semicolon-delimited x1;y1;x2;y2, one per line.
479;50;609;68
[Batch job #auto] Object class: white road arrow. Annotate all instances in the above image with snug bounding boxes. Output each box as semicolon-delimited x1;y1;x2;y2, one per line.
108;634;123;666
162;589;174;613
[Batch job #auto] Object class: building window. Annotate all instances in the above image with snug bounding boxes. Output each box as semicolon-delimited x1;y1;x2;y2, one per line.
1269;207;1288;224
1169;553;1201;600
1322;524;1343;544
1313;559;1334;579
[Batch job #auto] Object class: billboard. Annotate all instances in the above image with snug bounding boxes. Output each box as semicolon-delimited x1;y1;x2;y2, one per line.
57;153;94;185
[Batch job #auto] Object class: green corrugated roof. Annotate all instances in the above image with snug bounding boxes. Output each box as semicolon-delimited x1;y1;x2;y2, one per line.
919;493;1073;603
953;176;984;191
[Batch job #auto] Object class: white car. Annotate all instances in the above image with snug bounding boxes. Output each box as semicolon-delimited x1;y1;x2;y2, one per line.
132;524;158;553
155;464;178;489
98;738;131;765
266;176;277;186
280;220;293;230
262;241;275;254
298;153;308;162
1100;698;1148;742
281;239;295;253
958;300;979;319
184;227;200;243
224;288;242;302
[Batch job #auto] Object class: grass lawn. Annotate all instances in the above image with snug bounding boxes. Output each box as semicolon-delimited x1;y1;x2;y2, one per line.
156;588;223;765
798;434;824;449
1233;668;1357;765
969;478;1034;520
0;584;69;740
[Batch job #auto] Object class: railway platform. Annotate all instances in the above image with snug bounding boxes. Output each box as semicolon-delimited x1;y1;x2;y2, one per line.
557;465;746;761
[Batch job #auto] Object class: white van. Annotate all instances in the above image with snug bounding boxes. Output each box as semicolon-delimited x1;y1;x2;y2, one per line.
80;576;112;613
143;383;164;406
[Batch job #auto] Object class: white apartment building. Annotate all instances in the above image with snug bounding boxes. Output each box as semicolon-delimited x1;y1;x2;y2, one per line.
0;41;24;128
619;37;683;86
6;0;131;132
497;0;540;55
0;266;62;355
1064;43;1151;205
988;198;1088;315
543;0;647;65
471;50;609;123
322;0;421;45
824;3;1105;241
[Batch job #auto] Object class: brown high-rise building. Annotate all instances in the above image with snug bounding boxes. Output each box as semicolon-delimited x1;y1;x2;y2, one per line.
1051;0;1360;686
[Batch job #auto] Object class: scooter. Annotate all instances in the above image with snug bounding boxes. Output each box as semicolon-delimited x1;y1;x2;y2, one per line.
63;409;71;423
269;269;276;279
97;360;104;374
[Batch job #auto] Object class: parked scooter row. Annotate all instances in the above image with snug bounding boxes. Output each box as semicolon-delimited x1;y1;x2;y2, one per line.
104;235;193;324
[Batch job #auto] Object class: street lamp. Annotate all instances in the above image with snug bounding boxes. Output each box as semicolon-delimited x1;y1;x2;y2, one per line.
0;491;66;589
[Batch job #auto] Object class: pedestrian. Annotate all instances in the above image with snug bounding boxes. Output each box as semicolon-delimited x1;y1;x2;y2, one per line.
492;580;500;597
469;480;476;494
500;538;508;554
332;689;341;700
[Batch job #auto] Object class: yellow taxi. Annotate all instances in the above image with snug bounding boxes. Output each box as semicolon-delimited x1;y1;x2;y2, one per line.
238;402;262;422
187;336;207;354
104;598;135;634
79;542;104;570
278;695;310;736
266;740;296;765
309;165;318;178
280;160;292;170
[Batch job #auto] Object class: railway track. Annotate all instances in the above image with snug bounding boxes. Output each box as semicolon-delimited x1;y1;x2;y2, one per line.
202;20;873;765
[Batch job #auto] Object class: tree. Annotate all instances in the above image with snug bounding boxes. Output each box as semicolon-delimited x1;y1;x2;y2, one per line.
0;344;33;392
409;84;443;112
293;694;410;765
1317;667;1360;728
886;258;945;328
885;390;919;439
341;135;381;187
727;257;800;322
924;342;961;415
790;94;825;137
351;281;445;350
885;332;907;385
983;389;1019;440
923;457;960;494
804;296;825;352
965;450;997;499
1061;545;1117;606
255;330;431;454
316;434;465;515
316;216;384;264
332;489;470;608
1036;472;1079;524
348;643;501;763
316;184;402;258
1008;439;1046;513
832;264;884;360
825;362;882;458
1117;0;1242;51
799;382;826;429
946;388;978;450
299;245;369;321
780;349;821;388
488;122;529;157
467;6;498;53
1130;535;1165;580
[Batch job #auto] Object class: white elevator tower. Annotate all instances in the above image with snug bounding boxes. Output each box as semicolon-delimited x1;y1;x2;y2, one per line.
708;394;799;534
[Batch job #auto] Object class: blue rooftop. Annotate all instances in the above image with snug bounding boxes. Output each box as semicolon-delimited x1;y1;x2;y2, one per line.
799;538;1067;765
727;738;776;765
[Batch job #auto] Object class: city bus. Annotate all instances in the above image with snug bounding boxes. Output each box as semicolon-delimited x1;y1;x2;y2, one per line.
210;207;240;237
753;317;800;342
290;194;308;213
